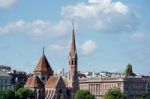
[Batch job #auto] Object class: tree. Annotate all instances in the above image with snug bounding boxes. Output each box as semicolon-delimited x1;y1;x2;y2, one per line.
15;88;35;99
0;88;34;99
104;88;127;99
138;92;148;99
75;90;95;99
125;64;135;76
0;89;15;99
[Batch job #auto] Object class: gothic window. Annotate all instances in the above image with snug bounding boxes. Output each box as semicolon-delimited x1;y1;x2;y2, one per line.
42;77;45;80
75;60;77;65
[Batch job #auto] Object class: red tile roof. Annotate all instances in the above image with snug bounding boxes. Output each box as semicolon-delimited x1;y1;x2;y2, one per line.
45;76;59;88
25;75;43;88
34;54;54;74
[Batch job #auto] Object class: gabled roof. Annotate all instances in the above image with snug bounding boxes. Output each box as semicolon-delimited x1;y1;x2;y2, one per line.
34;53;54;74
45;76;59;88
25;75;44;88
45;76;66;88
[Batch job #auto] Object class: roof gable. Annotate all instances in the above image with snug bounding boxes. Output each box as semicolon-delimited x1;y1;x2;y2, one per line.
25;75;44;88
0;70;10;77
45;76;66;88
34;54;53;74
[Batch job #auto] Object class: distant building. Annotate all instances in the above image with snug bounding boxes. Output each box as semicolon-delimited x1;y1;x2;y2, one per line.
0;70;14;91
8;70;27;86
84;71;124;78
79;75;150;99
0;65;28;87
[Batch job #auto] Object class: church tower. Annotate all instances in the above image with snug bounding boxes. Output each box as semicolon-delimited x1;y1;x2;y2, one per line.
67;23;79;97
33;47;54;84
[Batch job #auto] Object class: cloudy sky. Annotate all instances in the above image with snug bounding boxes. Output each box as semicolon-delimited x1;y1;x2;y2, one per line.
0;0;150;74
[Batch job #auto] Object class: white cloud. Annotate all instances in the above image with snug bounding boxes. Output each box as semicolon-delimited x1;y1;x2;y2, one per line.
0;0;17;9
81;40;96;55
113;2;128;14
61;0;139;33
0;20;71;38
0;0;139;38
50;44;67;50
131;32;144;41
88;0;111;4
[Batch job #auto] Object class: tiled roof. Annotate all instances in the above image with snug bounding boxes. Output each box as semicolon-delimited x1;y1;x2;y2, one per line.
34;54;54;74
45;76;59;88
25;75;44;88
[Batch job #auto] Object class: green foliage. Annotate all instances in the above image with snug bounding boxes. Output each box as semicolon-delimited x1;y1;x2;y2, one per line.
0;89;15;99
75;90;95;99
125;64;134;76
104;88;127;99
15;88;35;99
15;84;24;91
0;88;35;99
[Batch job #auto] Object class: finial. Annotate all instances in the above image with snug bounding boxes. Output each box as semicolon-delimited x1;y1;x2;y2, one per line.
43;45;45;55
72;19;74;31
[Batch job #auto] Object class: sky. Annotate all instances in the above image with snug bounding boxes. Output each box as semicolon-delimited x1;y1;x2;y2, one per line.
0;0;150;75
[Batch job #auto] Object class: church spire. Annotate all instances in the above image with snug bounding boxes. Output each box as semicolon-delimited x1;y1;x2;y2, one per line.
70;21;77;55
67;21;79;97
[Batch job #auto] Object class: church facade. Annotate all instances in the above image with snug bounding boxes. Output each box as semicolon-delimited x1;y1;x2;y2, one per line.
25;27;79;99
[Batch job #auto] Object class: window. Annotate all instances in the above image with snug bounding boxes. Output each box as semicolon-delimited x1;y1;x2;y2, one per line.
5;79;7;84
3;79;5;84
42;77;45;80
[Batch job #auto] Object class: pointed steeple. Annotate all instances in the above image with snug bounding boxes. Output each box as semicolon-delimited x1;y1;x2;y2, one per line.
69;21;77;56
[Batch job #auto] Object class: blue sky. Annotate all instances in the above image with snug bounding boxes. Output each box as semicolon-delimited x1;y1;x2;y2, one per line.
0;0;150;75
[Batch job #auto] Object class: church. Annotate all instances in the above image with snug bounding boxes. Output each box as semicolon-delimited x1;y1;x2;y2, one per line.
24;26;79;99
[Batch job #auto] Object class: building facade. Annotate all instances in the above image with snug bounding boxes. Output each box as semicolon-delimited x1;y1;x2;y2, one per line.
0;70;14;91
79;76;150;99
